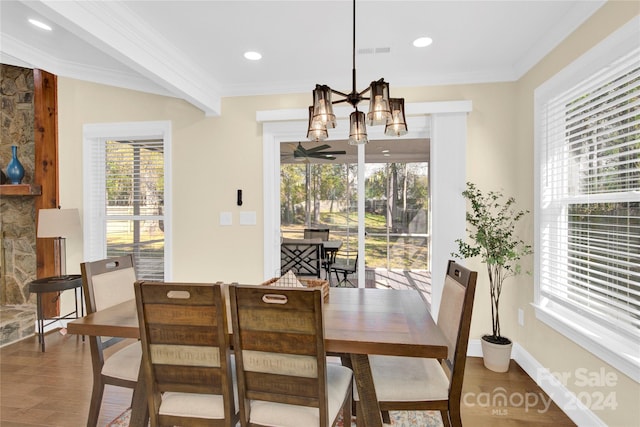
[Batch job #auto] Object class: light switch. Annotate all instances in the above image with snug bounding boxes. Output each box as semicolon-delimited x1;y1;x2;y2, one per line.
219;212;232;226
239;211;257;225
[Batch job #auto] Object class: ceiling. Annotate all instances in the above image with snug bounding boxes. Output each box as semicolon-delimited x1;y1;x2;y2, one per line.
1;0;605;118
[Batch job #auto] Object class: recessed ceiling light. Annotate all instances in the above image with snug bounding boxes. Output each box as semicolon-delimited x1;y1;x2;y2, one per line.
413;37;433;48
244;51;262;61
382;149;390;153
28;19;52;31
384;153;391;157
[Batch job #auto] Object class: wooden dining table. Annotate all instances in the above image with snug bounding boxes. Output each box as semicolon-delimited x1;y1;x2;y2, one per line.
68;287;448;427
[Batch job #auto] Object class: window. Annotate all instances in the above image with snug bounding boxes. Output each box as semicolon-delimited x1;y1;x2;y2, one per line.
83;121;172;281
534;18;639;381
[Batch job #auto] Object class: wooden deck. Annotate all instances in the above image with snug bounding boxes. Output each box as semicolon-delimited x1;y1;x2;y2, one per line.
327;267;433;307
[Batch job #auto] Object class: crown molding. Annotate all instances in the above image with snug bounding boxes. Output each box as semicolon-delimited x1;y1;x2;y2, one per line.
511;0;606;79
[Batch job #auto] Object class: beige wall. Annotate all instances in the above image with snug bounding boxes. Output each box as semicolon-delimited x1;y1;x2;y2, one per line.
57;1;638;424
509;2;640;426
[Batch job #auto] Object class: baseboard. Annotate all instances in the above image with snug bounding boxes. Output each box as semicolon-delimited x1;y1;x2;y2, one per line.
467;339;606;426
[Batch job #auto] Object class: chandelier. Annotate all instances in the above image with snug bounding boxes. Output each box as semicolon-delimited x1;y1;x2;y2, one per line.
307;0;407;145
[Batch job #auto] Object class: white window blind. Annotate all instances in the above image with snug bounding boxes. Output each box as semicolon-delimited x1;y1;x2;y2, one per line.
104;139;165;280
83;121;171;281
539;47;640;341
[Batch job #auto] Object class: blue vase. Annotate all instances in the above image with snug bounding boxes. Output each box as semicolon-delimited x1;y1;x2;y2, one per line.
6;145;25;184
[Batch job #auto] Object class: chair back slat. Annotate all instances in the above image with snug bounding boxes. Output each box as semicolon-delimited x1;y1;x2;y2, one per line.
135;281;237;426
229;285;330;424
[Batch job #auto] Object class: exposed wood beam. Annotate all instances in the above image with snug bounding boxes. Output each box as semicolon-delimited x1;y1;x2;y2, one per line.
24;0;221;116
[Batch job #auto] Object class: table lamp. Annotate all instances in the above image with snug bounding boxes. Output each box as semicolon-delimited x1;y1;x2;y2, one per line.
37;208;81;276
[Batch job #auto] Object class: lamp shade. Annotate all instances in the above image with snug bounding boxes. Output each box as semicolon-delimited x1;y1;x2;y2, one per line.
367;80;391;126
385;98;408;136
307;106;328;141
312;85;336;129
348;110;368;145
37;208;81;238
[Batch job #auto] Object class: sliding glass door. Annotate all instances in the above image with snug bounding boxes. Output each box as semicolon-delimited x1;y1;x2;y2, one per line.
279;137;430;290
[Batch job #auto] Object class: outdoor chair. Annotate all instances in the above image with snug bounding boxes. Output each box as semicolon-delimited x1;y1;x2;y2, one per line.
329;250;358;287
280;238;323;278
229;284;353;427
80;255;142;427
134;281;238;426
353;260;477;427
304;228;330;241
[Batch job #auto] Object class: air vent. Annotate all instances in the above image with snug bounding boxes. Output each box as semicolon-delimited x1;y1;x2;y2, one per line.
357;47;391;55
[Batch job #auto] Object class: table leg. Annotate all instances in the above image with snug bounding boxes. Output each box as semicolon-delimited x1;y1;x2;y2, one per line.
36;293;45;352
350;353;383;427
129;360;149;427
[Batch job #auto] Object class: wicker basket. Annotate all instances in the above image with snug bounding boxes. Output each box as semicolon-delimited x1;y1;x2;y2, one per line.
261;276;329;302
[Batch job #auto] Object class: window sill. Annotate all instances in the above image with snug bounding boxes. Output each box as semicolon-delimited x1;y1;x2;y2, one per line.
533;301;640;383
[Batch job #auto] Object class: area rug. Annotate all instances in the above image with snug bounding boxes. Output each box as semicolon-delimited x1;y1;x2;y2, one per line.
107;408;444;426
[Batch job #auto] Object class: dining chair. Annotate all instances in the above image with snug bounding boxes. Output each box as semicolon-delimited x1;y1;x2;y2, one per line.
353;260;477;427
229;284;353;427
80;255;142;427
329;250;358;287
134;280;239;427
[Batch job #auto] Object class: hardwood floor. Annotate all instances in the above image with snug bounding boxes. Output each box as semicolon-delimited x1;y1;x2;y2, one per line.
0;331;575;427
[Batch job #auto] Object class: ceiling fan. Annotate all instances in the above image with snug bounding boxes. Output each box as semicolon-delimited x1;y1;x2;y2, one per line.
281;142;346;162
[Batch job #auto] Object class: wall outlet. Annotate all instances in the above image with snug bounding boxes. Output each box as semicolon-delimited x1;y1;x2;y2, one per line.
518;308;524;326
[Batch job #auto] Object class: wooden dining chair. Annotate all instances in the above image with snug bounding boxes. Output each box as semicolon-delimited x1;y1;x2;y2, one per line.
134;280;239;427
229;285;353;427
80;255;142;427
353;260;477;427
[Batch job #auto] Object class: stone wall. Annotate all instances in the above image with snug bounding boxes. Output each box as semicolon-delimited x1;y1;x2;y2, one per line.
1;64;37;345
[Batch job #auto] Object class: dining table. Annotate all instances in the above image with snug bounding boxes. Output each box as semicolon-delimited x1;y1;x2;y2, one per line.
68;287;448;427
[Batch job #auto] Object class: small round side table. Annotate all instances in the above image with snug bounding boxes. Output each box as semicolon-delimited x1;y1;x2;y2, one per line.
29;274;84;352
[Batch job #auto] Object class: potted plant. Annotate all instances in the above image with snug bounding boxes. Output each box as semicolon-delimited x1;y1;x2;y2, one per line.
452;182;532;372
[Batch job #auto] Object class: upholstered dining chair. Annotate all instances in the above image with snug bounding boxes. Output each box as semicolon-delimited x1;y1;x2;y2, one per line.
80;255;142;427
229;284;353;427
353;260;477;427
134;281;239;427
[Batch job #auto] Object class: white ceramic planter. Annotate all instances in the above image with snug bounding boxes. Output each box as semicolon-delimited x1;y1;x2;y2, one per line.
481;337;513;372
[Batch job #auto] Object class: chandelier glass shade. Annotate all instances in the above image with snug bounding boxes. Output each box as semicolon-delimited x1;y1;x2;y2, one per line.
307;0;406;145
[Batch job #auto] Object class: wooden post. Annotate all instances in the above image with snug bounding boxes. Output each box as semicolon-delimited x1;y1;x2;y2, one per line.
33;69;60;318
